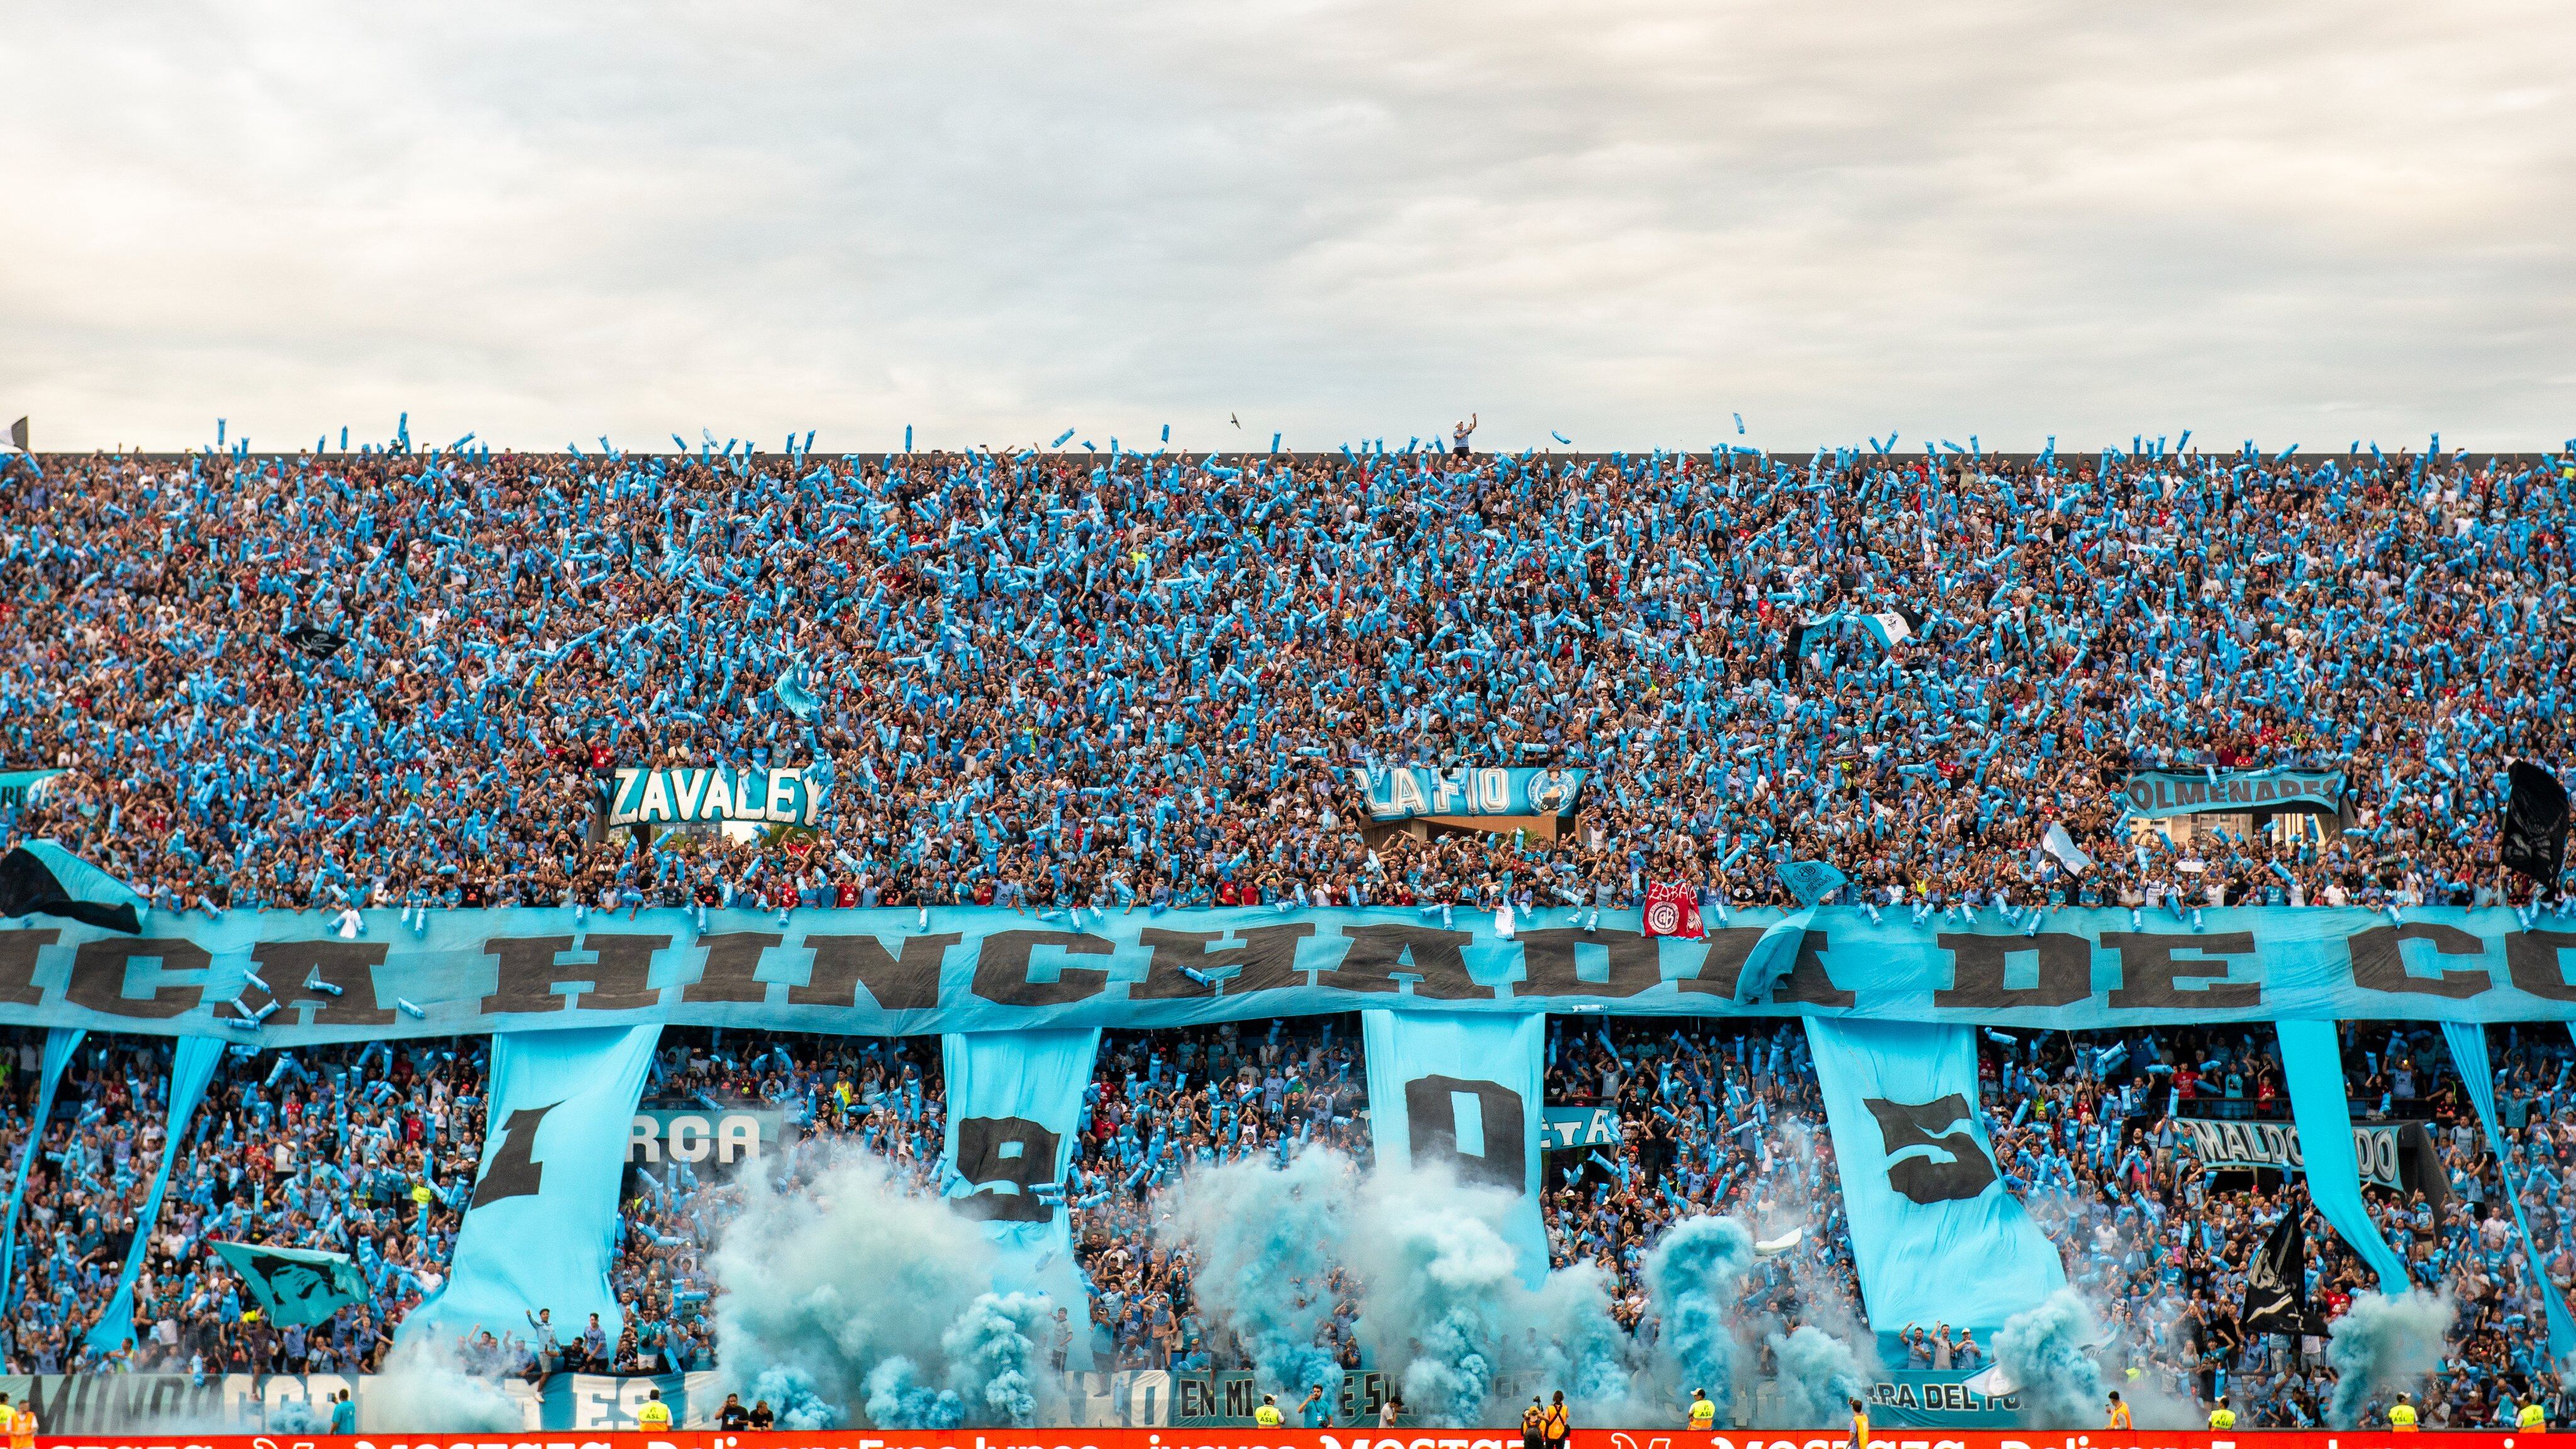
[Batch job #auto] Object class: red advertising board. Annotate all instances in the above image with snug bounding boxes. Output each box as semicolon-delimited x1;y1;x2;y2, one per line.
26;1431;2534;1449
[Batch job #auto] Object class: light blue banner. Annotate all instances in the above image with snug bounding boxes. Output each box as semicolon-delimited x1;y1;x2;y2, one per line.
2121;767;2345;819
1355;765;1585;820
602;765;823;830
89;1035;226;1350
2274;1021;2414;1294
1804;1018;2065;1331
0;771;64;814
401;1024;660;1349
1362;1009;1547;1285
0;1028;80;1307
15;904;2576;1043
941;1028;1098;1270
2441;1020;2576;1355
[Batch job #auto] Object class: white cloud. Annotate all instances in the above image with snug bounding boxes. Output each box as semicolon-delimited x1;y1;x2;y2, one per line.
1;0;2569;452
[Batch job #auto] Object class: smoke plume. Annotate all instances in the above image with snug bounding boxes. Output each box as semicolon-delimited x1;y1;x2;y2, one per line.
1990;1289;2104;1425
362;1335;523;1432
1765;1324;1867;1427
2327;1290;2454;1428
711;1147;1062;1428
1643;1215;1757;1416
1171;1145;1359;1400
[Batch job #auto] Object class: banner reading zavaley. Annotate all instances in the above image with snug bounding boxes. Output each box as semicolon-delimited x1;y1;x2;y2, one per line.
1357;765;1585;821
1362;1009;1548;1284
604;765;823;829
1804;1018;2066;1331
27;902;2576;1044
400;1024;660;1349
2123;766;2344;818
2174;1115;2418;1189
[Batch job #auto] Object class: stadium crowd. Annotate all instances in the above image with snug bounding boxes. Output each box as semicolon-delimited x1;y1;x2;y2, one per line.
1;436;2574;1423
0;1013;2567;1424
0;1030;480;1375
0;441;2568;917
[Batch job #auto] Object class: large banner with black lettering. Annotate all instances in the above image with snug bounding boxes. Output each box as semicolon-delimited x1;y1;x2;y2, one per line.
1804;1018;2065;1331
401;1024;660;1350
943;1028;1098;1306
21;905;2576;1043
2121;767;2345;818
1361;1009;1546;1284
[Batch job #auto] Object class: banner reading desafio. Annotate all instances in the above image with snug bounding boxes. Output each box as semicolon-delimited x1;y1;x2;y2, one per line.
1357;765;1585;821
603;765;822;829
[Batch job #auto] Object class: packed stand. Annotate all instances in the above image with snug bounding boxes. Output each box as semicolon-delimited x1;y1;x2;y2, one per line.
1072;1019;1374;1371
1984;1023;2576;1426
0;1035;483;1375
1543;1020;1872;1352
592;1031;950;1377
3;442;2570;916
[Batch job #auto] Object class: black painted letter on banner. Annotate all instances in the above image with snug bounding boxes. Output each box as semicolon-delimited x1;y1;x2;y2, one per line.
953;1116;1061;1223
1863;1094;1997;1204
472;1102;562;1208
1402;1074;1526;1192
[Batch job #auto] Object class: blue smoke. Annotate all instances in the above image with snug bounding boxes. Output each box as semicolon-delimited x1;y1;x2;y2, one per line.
751;1365;845;1430
1765;1325;1867;1428
1173;1146;1357;1399
1346;1160;1528;1426
711;1148;1067;1428
864;1358;964;1430
262;1398;325;1434
1531;1263;1651;1421
2327;1290;2453;1428
1991;1289;2103;1425
1643;1215;1757;1414
941;1292;1049;1427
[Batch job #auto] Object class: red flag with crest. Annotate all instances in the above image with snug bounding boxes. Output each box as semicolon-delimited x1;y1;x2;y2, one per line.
1643;881;1703;939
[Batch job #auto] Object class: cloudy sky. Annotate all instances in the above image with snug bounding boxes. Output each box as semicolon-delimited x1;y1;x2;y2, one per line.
3;0;2570;453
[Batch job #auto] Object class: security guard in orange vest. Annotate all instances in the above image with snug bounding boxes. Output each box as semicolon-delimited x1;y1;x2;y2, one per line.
2389;1392;2418;1431
2107;1392;2132;1430
638;1388;672;1431
12;1401;35;1449
2520;1395;2548;1433
1689;1389;1717;1430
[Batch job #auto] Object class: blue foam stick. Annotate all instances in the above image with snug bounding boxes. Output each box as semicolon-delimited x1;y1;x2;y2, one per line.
1551;432;1572;445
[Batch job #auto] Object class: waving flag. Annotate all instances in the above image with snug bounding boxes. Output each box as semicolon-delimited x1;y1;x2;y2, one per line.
213;1240;369;1326
1860;607;1924;651
1776;858;1847;908
1643;881;1702;939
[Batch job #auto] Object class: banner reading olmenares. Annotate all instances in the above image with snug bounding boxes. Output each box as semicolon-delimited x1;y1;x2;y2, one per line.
9;904;2576;1042
2121;767;2344;819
